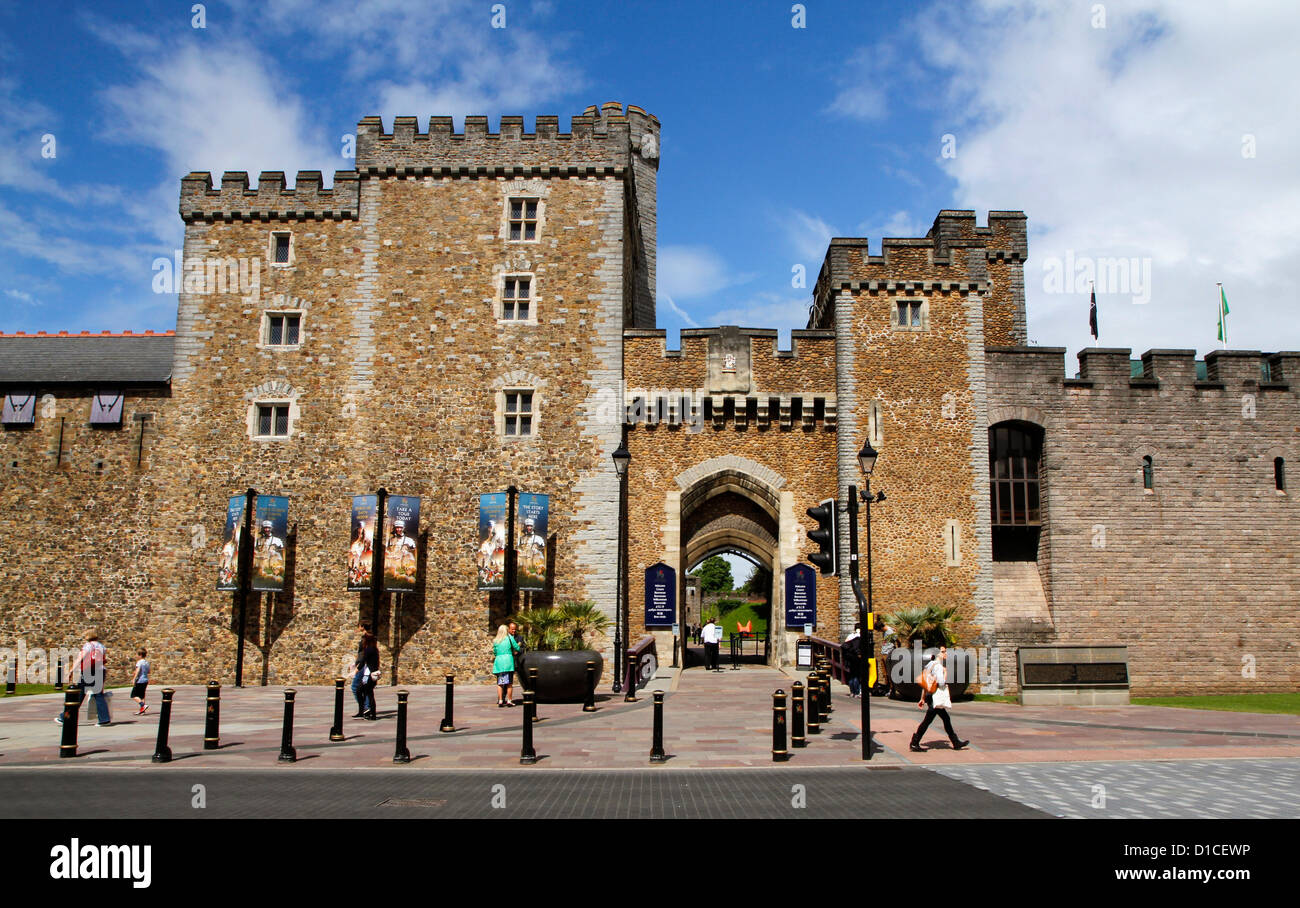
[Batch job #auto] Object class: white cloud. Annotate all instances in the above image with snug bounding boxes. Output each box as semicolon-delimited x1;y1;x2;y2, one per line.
657;292;699;329
856;209;927;243
782;210;839;263
911;0;1300;365
659;245;752;301
707;291;812;338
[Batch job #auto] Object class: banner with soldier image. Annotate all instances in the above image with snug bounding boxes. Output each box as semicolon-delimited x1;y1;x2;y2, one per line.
477;493;508;590
382;495;421;593
516;492;549;592
348;495;377;592
217;494;245;591
251;495;289;592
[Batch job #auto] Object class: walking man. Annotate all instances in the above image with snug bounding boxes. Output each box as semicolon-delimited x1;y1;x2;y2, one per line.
910;645;969;752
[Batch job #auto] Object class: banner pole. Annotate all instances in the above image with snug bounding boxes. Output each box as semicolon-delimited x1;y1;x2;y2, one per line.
373;488;387;633
506;486;518;617
236;487;255;688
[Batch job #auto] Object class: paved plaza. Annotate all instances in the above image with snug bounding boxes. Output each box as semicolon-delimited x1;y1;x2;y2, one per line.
1;661;1297;818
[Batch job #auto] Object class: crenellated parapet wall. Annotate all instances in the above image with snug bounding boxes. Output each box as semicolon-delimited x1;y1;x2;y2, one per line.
810;210;1028;339
180;170;360;222
354;103;660;177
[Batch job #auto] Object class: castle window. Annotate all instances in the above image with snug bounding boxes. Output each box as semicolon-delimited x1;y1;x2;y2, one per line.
1142;455;1154;491
1276;457;1286;492
89;393;124;427
264;312;302;346
508;198;539;241
2;393;36;426
271;232;292;265
502;276;532;321
502;390;534;438
257;403;291;438
893;299;927;331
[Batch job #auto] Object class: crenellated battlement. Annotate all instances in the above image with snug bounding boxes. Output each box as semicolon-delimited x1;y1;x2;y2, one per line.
354;103;660;176
988;345;1299;394
180;170;360;223
811;210;1028;329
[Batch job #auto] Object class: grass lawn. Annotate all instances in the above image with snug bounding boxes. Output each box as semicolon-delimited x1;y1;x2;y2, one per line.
1131;693;1300;715
2;684;130;698
712;602;769;636
971;693;1019;704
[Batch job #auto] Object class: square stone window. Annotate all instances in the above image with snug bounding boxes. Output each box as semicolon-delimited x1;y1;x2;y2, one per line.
501;389;536;439
263;312;302;347
269;232;293;266
257;403;291;438
501;276;534;322
507;198;539;242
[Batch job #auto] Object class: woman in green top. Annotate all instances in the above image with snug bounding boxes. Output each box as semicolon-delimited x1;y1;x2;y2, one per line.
492;624;521;707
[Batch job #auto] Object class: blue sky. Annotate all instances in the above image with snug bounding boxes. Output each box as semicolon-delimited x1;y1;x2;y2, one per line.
2;0;1297;371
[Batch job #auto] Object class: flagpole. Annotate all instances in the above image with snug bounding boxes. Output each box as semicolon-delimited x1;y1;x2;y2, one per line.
1217;282;1226;350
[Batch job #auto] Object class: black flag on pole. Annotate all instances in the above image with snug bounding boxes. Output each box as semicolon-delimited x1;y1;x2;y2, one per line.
1088;286;1098;341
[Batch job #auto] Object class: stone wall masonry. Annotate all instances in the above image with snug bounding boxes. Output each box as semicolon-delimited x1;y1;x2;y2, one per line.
987;345;1300;694
0;385;169;687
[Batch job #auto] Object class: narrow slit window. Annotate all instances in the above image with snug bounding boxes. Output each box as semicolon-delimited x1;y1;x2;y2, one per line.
1275;457;1286;491
1142;455;1154;490
272;233;291;264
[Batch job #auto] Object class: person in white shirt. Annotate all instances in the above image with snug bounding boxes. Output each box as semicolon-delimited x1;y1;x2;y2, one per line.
910;645;968;752
702;616;722;671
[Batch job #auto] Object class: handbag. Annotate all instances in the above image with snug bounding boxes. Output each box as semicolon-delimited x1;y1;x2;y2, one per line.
916;668;938;695
932;687;952;709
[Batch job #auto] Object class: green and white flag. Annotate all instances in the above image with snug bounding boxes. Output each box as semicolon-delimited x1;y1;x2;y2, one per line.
1217;284;1230;344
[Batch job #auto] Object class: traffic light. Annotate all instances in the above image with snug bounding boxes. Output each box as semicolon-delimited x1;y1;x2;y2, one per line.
806;497;837;575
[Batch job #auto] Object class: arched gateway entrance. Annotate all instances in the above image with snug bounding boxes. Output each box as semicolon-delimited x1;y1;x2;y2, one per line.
659;455;808;668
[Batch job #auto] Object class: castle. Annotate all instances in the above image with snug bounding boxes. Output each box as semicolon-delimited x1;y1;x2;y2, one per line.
1;103;1296;695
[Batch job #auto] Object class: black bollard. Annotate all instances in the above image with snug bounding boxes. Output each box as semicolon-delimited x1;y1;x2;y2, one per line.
772;689;788;762
822;659;834;715
791;680;806;748
58;688;79;758
520;690;537;764
151;688;174;763
203;680;220;750
329;677;345;742
278;689;297;763
624;653;637;702
528;668;540;720
807;673;821;735
439;674;455;732
650;690;667;763
6;657;16;694
55;654;63;691
583;661;597;712
393;689;411;763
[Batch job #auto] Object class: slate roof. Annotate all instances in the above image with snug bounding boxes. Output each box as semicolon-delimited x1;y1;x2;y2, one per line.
0;332;174;385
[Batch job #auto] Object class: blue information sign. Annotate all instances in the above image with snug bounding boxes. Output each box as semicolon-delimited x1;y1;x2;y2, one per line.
784;563;816;627
644;562;676;627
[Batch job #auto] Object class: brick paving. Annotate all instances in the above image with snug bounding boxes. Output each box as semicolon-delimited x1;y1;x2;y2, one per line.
1;664;1296;773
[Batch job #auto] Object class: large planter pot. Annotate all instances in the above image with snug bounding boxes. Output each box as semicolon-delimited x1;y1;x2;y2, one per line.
516;650;604;702
885;646;974;701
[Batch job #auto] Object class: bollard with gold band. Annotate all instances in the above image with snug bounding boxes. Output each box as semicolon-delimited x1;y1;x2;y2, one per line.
791;680;806;748
58;688;79;758
624;653;638;702
806;672;821;735
393;689;411;763
439;674;455;732
278;689;297;763
772;689;788;762
329;677;345;742
650;690;667;763
583;661;597;712
152;688;175;763
203;680;220;750
520;690;537;764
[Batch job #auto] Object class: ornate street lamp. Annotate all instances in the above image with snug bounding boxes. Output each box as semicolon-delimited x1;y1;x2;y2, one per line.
611;438;630;693
849;438;886;760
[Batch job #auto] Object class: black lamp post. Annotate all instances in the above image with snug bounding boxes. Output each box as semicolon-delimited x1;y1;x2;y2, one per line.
848;439;885;760
611;437;630;693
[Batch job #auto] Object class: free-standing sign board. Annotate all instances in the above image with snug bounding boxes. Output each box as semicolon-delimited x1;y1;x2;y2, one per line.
784;563;816;628
644;562;676;626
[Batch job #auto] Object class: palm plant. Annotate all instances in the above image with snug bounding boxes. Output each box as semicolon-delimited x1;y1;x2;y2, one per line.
510;601;610;651
882;604;958;647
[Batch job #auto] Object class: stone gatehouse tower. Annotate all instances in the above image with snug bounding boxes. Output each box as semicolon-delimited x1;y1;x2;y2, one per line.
1;103;1297;695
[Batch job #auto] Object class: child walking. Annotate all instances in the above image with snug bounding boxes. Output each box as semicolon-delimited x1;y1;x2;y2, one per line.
131;648;150;715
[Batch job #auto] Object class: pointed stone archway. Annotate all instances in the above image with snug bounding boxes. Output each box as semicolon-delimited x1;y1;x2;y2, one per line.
662;455;805;667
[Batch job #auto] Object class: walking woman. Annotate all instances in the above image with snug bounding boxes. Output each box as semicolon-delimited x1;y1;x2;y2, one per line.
910;645;969;752
358;632;380;720
492;624;521;707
